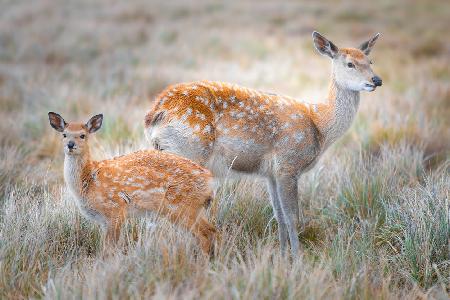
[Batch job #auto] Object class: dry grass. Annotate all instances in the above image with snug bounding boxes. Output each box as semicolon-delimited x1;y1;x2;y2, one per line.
0;0;449;299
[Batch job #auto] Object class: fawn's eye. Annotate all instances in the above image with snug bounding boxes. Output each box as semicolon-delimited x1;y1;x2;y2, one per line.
370;60;373;64
347;62;355;68
80;134;85;139
63;134;67;138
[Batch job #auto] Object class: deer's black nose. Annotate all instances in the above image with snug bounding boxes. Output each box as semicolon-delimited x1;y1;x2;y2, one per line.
372;76;382;87
67;141;75;149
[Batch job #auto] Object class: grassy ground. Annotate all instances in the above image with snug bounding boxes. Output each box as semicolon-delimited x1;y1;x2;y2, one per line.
0;0;449;298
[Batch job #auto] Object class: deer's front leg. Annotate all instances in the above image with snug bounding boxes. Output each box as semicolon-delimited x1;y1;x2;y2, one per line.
267;178;289;254
104;214;125;247
275;175;300;258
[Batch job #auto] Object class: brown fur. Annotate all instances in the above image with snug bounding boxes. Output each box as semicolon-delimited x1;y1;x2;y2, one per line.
143;32;381;257
146;81;323;149
50;114;216;254
340;47;366;60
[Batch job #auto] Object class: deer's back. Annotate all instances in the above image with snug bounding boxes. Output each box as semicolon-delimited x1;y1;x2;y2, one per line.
145;81;322;177
81;150;213;213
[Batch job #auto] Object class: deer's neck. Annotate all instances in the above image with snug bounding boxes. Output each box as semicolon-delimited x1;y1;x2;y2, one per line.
64;150;93;198
314;77;360;150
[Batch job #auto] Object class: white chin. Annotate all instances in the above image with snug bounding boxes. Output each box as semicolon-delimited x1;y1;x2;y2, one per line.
362;86;376;92
65;149;79;155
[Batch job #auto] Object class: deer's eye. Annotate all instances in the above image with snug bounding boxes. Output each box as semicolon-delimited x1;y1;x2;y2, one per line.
63;134;67;138
370;60;373;64
80;134;85;139
347;62;355;68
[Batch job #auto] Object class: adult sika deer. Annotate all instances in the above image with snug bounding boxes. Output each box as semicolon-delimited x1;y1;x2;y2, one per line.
144;32;382;257
48;112;216;254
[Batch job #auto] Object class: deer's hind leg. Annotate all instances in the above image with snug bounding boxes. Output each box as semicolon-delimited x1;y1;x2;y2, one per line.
132;197;216;255
166;205;216;255
102;210;126;253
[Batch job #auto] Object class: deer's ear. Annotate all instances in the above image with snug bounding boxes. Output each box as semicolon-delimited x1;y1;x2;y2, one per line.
359;33;380;55
312;31;339;59
85;114;103;133
48;112;67;132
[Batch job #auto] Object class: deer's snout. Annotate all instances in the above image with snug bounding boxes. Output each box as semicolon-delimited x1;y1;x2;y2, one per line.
67;141;75;150
372;76;382;87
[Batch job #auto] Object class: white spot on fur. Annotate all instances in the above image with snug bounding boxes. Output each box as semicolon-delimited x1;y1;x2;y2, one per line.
130;187;165;200
196;112;206;120
277;136;290;147
203;125;212;134
294;132;305;143
167;204;178;211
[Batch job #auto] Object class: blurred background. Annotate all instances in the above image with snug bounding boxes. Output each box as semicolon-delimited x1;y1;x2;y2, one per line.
1;0;448;183
0;1;448;298
0;0;450;178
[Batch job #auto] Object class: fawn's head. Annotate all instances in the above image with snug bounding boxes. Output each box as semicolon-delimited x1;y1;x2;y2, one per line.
48;112;103;156
312;31;382;92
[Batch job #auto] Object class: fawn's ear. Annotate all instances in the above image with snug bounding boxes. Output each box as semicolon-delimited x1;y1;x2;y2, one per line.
48;112;66;132
312;31;339;59
359;33;380;55
85;114;103;133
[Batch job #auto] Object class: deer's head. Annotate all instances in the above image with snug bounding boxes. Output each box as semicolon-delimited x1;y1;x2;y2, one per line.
48;112;103;156
313;31;382;92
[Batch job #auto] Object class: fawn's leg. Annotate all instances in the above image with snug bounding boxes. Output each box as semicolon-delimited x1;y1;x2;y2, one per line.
167;206;216;255
267;177;288;253
132;198;216;255
104;214;125;246
275;176;300;258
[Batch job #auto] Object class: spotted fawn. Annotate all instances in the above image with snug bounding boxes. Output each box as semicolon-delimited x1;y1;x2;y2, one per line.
48;112;216;254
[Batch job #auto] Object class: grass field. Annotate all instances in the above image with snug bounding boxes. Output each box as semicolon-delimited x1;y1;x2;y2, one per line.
0;0;449;298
